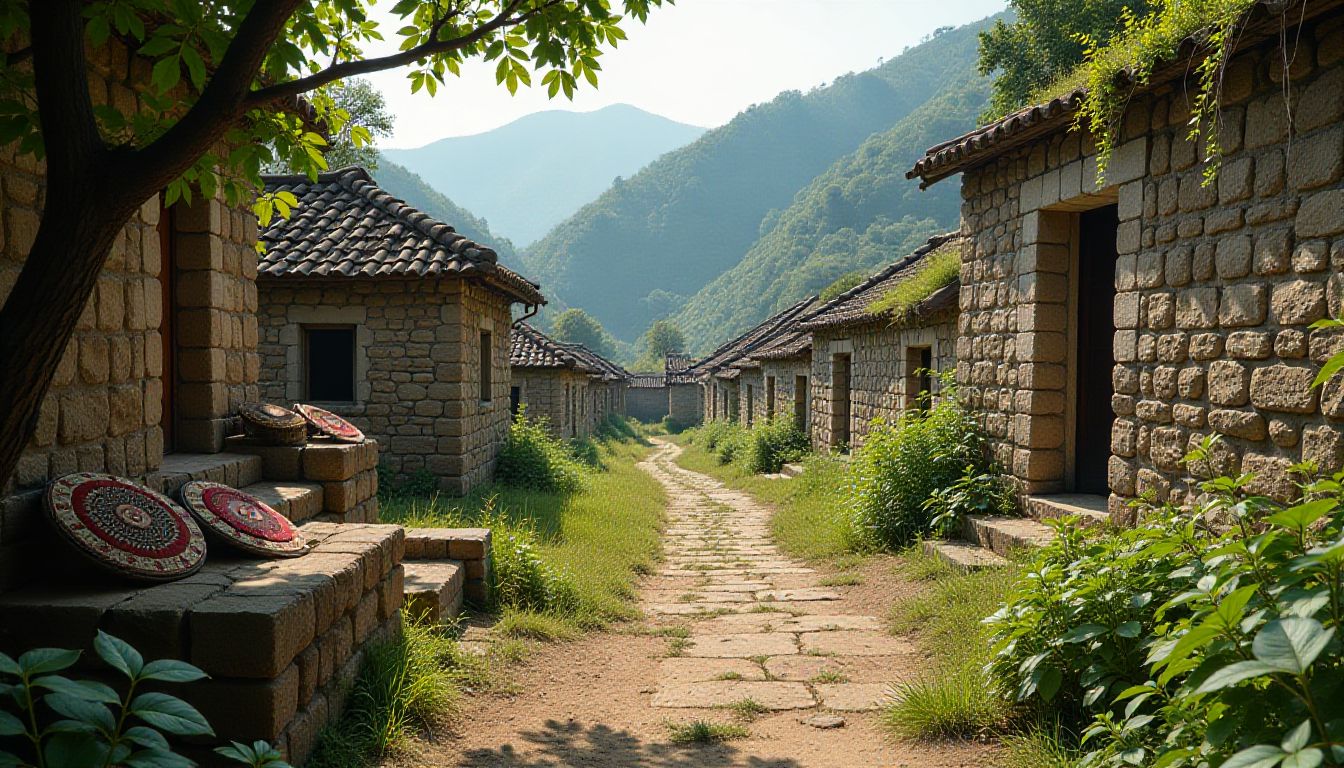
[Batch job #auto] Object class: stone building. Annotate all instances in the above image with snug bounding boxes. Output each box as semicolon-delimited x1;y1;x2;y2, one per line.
689;297;819;425
906;0;1344;519
666;354;703;427
509;322;627;437
745;327;815;436
795;234;962;450
627;373;671;422
256;167;546;495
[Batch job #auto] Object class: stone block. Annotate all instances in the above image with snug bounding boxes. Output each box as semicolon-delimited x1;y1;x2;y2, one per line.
1297;189;1344;238
190;591;316;678
1173;403;1207;428
1208;360;1250;406
1215;235;1253;279
1190;333;1224;360
1226;331;1273;359
224;438;304;480
1176;288;1218;329
1250;364;1319;414
1289;125;1344;191
1303;426;1344;473
1013;414;1064;449
1209;409;1268;440
1218;284;1267;327
1242;453;1296;502
1272;279;1328;325
186;663;300;743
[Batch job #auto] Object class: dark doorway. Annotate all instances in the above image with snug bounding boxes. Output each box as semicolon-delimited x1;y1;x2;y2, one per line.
831;354;851;449
794;375;808;430
304;326;356;402
1074;205;1119;494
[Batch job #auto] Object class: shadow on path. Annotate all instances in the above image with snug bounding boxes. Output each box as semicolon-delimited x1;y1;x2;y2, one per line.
456;718;804;768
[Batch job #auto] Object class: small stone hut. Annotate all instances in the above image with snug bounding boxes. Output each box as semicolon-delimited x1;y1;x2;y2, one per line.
906;0;1344;520
256;167;546;495
690;297;819;425
666;354;703;427
795;234;962;451
510;322;627;437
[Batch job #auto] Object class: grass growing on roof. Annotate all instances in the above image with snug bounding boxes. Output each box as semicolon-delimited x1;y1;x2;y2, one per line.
865;241;960;320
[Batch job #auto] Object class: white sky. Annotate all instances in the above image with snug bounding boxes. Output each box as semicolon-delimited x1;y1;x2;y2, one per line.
364;0;1007;148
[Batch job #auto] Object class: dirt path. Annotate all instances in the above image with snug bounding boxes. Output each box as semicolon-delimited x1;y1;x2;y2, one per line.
423;439;996;767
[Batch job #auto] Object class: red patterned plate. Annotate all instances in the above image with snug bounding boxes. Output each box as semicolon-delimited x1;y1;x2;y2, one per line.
178;481;308;558
293;403;365;443
44;473;206;582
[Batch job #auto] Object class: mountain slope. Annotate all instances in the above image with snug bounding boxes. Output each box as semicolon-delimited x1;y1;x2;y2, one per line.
521;18;997;342
382;104;705;245
373;157;521;266
671;66;991;352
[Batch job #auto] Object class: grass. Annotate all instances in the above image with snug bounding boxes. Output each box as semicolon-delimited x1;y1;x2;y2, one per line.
818;573;862;587
1000;723;1083;768
882;546;1021;741
665;637;692;657
724;698;769;722
865;240;960;319
493;608;581;641
381;421;665;632
809;670;849;684
665;720;750;744
672;437;856;562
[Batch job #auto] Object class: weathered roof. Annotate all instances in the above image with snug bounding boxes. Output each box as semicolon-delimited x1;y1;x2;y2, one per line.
907;0;1339;187
688;296;821;380
750;329;812;361
798;233;962;332
629;373;666;389
560;342;630;382
510;323;598;372
259;167;545;305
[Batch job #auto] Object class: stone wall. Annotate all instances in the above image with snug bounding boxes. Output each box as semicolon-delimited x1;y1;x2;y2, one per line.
627;385;670;422
737;369;765;425
668;383;702;427
809;317;957;450
954;12;1344;514
513;367;592;437
760;358;812;431
256;278;513;495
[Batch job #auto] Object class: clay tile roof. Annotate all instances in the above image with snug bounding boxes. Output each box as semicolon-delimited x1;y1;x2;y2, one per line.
259;166;545;305
906;0;1335;187
630;373;666;388
797;233;962;332
750;329;812;361
509;323;598;372
688;295;821;380
558;342;630;382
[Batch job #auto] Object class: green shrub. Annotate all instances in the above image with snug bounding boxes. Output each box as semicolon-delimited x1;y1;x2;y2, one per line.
494;408;584;492
847;393;990;549
742;417;810;474
377;465;437;502
689;419;734;451
884;668;1008;740
478;499;579;614
923;467;1018;536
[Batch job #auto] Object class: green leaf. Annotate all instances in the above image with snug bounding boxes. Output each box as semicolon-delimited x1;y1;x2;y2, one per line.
1062;624;1108;643
1266;500;1335;533
1222;744;1287;768
1036;665;1062;702
1282;720;1313;753
18;648;80;676
123;725;171;751
42;732;107;768
122;748;195;768
33;675;119;704
1194;660;1278;693
151;55;181;94
0;653;18;676
1282;750;1324;768
140;658;207;683
0;711;24;737
1252;618;1334;674
131;692;214;737
0;750;22;767
44;692;116;732
1115;620;1142;638
95;631;144;678
1311;352;1344;388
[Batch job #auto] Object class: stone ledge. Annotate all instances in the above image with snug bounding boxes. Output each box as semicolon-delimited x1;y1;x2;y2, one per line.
224;436;379;486
403;527;492;606
146;452;264;496
920;539;1009;572
244;480;324;523
960;514;1055;557
403;560;465;623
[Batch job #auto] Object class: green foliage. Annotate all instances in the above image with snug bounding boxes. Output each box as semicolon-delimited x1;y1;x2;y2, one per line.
478;499;580;614
848;394;992;549
819;270;868;302
665;720;749;744
495;409;585;493
632;320;686;371
742;417;810;475
0;630;287;768
866;241;961;319
977;0;1152;120
551;309;619;360
269;79;392;174
988;432;1344;768
884;668;1009;740
523;17;998;344
923;469;1019;538
377;466;438;502
309;617;458;767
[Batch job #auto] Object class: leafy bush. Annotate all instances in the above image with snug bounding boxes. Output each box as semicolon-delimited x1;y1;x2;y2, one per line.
989;433;1344;768
478;499;579;614
689;420;734;452
742;417;810;474
0;631;287;768
494;408;585;493
923;468;1018;536
847;393;991;549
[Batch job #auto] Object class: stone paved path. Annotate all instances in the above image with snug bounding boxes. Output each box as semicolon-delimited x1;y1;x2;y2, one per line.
638;439;915;716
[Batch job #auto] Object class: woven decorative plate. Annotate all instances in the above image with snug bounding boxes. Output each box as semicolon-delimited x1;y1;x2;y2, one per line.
179;481;307;558
44;473;206;582
293;403;365;443
239;402;308;445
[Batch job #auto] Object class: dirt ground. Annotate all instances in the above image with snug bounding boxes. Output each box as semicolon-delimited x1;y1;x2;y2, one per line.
401;440;1000;768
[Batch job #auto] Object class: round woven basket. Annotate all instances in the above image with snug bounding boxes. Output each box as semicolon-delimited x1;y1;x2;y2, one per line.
239;403;308;445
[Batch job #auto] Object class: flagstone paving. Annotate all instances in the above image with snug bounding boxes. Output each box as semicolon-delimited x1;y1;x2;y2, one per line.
639;440;909;717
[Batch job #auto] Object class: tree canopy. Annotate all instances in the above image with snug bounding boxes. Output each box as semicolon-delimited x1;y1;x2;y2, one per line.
977;0;1153;119
633;319;685;371
550;308;617;359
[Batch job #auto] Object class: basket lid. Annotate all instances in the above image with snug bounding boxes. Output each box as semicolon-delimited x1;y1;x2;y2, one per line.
293;403;365;443
179;481;308;558
239;402;306;430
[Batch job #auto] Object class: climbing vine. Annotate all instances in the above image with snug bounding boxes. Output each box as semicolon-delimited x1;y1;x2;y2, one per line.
1071;0;1260;183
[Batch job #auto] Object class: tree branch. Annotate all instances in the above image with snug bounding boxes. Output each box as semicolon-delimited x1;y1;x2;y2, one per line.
243;0;532;109
30;3;102;182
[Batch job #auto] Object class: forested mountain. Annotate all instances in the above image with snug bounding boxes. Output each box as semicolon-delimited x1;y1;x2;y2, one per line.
382;105;705;244
521;17;998;343
373;157;521;266
670;65;992;351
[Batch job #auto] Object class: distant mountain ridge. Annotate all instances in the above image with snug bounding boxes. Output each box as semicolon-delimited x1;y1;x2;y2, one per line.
372;156;521;267
520;17;1000;344
382;104;706;245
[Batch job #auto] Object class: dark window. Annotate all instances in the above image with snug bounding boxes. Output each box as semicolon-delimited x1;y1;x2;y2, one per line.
906;346;933;410
510;386;521;415
794;375;808;429
765;376;776;419
304;326;356;402
480;331;493;402
831;353;851;449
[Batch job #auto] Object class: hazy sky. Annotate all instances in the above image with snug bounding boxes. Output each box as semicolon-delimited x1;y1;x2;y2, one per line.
366;0;1006;148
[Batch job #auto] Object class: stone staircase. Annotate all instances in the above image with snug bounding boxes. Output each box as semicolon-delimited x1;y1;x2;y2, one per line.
921;493;1108;572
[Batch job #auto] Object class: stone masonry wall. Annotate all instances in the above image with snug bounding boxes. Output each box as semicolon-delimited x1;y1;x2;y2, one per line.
809;317;957;450
256;277;514;495
955;13;1344;515
627;386;670;422
513;367;591;438
761;358;812;431
737;369;765;426
668;383;702;427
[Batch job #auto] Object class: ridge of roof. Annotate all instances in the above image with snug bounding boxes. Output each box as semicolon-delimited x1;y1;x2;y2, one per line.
258;166;545;305
690;295;820;378
797;233;962;331
510;322;598;372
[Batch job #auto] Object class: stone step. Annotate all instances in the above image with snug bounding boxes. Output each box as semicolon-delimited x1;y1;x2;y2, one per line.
403;560;466;623
1026;494;1110;527
960;514;1055;557
241;480;324;523
921;539;1009;573
147;452;263;496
